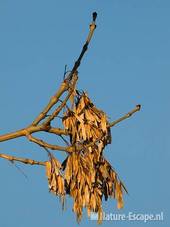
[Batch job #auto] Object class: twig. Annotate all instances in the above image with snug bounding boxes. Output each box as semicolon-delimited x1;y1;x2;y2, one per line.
0;125;67;142
31;11;97;125
0;153;45;166
31;81;69;126
59;135;70;146
48;127;68;135
26;134;73;153
67;12;97;80
43;72;78;126
109;105;141;127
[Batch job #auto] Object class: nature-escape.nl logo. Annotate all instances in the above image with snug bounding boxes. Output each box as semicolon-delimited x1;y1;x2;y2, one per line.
90;211;164;222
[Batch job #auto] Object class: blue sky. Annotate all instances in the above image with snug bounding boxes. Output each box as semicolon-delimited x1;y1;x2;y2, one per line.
0;0;169;226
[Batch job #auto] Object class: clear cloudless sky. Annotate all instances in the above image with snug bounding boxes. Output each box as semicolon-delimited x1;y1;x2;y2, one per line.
0;0;169;227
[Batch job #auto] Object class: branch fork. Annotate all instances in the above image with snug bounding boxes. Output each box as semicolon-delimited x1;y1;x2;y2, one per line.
0;11;141;184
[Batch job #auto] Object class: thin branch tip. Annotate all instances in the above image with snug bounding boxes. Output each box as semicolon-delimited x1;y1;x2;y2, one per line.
109;105;141;128
0;153;45;166
136;104;141;110
92;12;97;22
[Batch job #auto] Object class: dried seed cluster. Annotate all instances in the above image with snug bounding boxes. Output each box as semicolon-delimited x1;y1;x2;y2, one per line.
63;93;111;146
46;154;65;196
45;93;127;223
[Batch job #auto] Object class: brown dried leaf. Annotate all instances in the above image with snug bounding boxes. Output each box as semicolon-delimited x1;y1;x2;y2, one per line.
100;114;107;133
57;175;65;195
64;155;72;185
115;182;124;209
69;87;76;107
90;193;96;211
80;122;87;140
45;161;51;179
84;184;90;205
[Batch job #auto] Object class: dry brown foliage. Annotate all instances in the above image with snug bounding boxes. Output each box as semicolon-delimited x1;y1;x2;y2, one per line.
45;93;127;223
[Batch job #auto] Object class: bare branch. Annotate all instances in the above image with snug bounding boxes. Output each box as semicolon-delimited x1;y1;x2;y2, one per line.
109;105;141;128
0;153;45;166
31;81;69;126
43;72;78;125
26;134;73;153
0;125;68;143
48;127;68;135
0;128;26;142
67;12;97;80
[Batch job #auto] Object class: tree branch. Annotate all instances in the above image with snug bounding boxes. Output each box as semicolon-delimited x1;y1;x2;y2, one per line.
48;127;68;136
0;125;67;142
0;153;45;166
67;12;97;80
0;128;26;142
109;105;141;128
26;134;73;153
43;72;78;126
31;81;69;126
